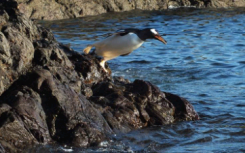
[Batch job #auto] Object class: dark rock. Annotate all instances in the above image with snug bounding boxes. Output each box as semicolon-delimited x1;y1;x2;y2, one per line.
68;52;111;86
0;142;5;153
71;123;107;147
2;86;51;143
0;3;40;96
0;103;38;153
165;92;200;121
0;1;199;152
89;78;199;133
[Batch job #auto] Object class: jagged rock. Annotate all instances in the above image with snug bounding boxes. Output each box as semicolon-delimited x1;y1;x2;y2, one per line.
15;0;168;20
89;78;199;133
0;1;40;96
207;0;245;8
0;103;38;153
2;86;51;143
5;0;244;20
0;142;5;153
165;92;199;120
0;1;199;152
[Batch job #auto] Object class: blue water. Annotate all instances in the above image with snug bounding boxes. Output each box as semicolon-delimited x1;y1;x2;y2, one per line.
38;8;245;152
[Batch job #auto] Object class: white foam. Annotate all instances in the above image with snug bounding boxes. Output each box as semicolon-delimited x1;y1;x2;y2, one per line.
168;5;179;9
99;141;109;147
150;29;158;35
169;5;196;9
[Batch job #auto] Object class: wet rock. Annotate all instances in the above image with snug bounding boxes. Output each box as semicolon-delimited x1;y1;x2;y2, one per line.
0;1;199;152
0;103;38;153
165;92;200;121
71;123;107;147
89;79;198;133
2;86;51;143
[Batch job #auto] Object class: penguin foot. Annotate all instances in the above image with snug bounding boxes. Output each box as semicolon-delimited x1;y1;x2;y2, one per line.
99;59;108;73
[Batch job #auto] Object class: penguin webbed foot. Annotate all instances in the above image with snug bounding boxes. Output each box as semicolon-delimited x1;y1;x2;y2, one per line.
99;59;111;75
102;65;112;75
99;59;107;72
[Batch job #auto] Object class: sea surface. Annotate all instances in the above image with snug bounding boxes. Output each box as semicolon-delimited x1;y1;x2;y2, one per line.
33;8;245;152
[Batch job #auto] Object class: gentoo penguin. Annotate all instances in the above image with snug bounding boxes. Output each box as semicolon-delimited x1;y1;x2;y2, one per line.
83;28;167;72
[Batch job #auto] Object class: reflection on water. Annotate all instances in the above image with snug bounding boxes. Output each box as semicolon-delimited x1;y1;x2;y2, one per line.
38;8;245;152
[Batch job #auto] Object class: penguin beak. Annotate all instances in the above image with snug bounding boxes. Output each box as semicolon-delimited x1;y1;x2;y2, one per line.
154;34;167;44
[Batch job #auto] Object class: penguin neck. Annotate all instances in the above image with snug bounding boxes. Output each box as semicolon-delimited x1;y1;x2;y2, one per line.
136;31;150;41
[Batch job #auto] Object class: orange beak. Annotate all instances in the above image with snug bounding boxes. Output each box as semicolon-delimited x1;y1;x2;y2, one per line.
154;35;167;44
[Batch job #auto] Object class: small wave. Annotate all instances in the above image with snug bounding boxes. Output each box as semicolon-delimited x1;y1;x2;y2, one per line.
238;61;245;64
210;62;236;68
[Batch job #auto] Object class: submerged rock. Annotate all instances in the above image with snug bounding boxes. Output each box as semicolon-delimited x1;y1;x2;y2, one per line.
0;1;199;152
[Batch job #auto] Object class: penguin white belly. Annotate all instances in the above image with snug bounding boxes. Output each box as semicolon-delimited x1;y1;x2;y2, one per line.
94;33;144;61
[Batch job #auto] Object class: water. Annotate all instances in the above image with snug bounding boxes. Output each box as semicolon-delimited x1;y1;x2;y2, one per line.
38;8;245;152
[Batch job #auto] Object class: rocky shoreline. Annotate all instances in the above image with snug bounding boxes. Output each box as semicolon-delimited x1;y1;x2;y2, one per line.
0;1;201;152
13;0;245;20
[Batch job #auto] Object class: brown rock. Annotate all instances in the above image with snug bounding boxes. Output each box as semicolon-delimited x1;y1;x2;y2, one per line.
0;104;38;153
2;87;51;143
207;0;245;8
15;0;169;20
